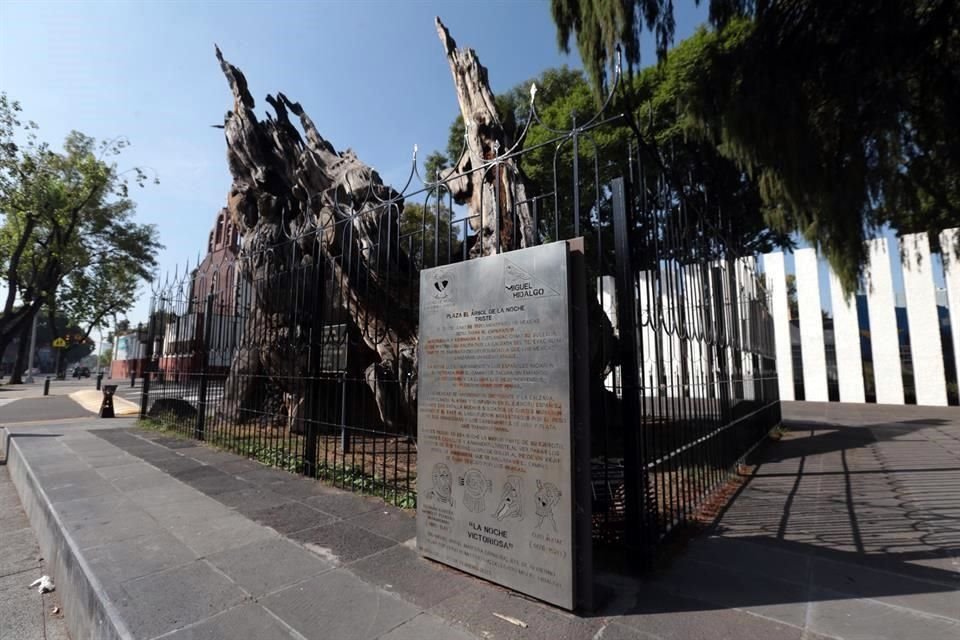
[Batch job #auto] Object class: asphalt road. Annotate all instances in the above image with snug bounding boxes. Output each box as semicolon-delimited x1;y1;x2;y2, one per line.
0;378;105;424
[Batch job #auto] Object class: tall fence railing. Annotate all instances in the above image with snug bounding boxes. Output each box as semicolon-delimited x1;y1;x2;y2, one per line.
140;70;779;565
764;233;960;407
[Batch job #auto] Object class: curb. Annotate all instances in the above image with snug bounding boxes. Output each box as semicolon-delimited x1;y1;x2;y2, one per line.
69;390;140;417
3;429;133;640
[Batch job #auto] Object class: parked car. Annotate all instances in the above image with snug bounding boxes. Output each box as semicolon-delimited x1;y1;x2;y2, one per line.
72;366;91;378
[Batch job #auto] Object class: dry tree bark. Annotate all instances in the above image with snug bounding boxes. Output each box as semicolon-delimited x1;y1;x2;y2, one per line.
215;18;606;434
216;46;417;431
435;17;535;257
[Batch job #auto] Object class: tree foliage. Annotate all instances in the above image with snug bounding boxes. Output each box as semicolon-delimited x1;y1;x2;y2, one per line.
399;201;459;268
439;49;790;266
551;0;677;94
549;1;960;292
0;93;163;361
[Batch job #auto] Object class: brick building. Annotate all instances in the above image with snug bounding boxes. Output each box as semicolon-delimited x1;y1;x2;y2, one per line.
111;209;244;382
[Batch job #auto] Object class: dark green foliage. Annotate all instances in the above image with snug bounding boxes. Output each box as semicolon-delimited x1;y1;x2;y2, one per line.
438;53;790;265
550;1;960;292
551;0;678;94
399;201;459;269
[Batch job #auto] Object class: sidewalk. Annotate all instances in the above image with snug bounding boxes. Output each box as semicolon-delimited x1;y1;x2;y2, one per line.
4;403;959;639
0;461;69;640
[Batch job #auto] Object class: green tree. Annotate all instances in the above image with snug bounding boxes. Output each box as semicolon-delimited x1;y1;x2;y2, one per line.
550;1;960;291
7;310;95;381
99;348;113;371
399;201;459;268
440;54;790;265
0;94;162;375
551;0;661;94
423;151;450;188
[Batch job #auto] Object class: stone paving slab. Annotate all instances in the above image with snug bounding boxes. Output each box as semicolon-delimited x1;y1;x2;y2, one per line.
349;545;476;609
0;465;69;640
83;529;197;585
258;570;420;640
289;520;397;564
4;424;476;639
106;561;247;639
205;537;334;597
243;501;335;535
6;403;960;640
164;603;300;640
0;527;44;577
377;612;476;640
348;505;418;543
601;585;814;640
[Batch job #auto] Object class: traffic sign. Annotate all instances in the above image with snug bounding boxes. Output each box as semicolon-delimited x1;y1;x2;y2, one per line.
52;337;67;349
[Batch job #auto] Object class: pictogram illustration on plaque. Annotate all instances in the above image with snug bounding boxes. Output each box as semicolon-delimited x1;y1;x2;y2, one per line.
430;270;452;300
534;480;562;532
460;469;492;513
428;463;455;508
494;476;524;521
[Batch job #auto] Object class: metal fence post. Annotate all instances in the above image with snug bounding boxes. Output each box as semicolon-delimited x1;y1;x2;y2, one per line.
340;374;350;454
139;373;151;418
301;262;326;479
611;176;649;567
139;311;158;420
194;294;214;441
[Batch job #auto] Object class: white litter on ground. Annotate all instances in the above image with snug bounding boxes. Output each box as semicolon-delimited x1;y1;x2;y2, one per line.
28;575;55;594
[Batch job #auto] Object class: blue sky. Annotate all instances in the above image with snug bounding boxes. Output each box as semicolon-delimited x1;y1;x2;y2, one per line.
0;0;710;325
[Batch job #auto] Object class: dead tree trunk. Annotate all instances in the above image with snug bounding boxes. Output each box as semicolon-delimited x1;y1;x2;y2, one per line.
215;47;418;431
215;19;615;436
435;17;534;256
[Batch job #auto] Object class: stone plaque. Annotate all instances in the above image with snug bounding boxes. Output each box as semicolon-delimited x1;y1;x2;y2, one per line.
417;241;576;609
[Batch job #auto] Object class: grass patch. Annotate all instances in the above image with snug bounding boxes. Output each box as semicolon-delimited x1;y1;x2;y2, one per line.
769;423;790;440
137;416;416;509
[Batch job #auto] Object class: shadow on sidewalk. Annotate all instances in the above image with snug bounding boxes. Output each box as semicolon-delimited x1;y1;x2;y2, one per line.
597;410;960;621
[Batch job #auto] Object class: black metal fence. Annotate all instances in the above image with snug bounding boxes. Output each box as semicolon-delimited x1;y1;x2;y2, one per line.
139;67;779;564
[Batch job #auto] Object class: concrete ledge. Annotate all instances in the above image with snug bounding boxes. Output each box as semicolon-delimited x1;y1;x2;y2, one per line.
69;390;140;417
4;429;130;640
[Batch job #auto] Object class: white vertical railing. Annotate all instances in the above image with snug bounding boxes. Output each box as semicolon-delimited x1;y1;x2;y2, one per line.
795;248;829;401
684;265;708;398
940;229;960;388
764;252;794;401
900;233;948;406
828;269;866;403
865;238;905;404
637;271;660;397
736;257;757;401
762;232;960;407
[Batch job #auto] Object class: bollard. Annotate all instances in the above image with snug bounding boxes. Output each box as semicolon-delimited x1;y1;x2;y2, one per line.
43;377;51;396
130;371;136;388
100;385;117;418
96;372;103;391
